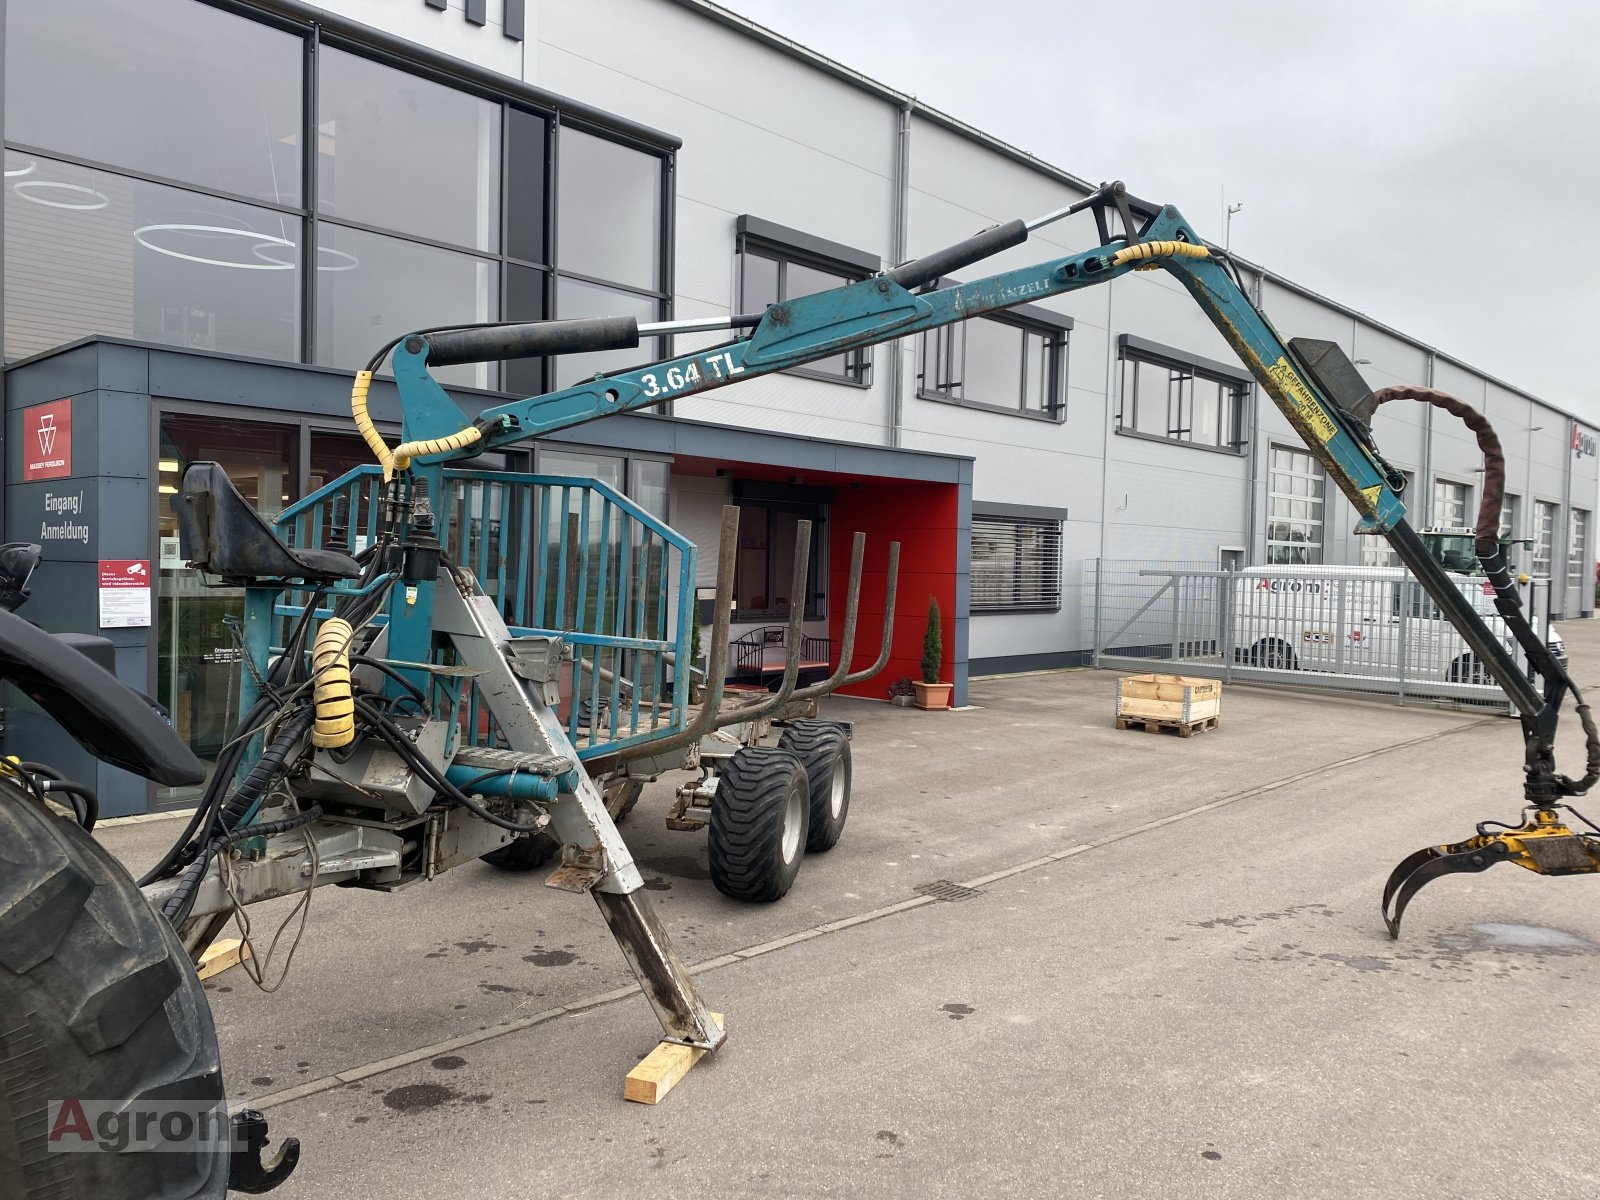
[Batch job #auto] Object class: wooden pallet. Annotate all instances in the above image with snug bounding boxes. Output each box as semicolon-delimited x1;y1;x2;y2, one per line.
1115;714;1219;738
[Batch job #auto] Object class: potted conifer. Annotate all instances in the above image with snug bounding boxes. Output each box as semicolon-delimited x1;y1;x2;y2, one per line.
914;597;952;710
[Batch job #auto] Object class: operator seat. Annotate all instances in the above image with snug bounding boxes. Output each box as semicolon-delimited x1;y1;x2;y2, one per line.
172;462;361;583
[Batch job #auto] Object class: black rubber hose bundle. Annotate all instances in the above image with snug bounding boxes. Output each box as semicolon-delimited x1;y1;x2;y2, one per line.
1369;385;1600;795
160;805;323;927
215;709;315;831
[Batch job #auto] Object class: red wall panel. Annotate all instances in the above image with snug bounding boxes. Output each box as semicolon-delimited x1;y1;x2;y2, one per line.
828;482;959;703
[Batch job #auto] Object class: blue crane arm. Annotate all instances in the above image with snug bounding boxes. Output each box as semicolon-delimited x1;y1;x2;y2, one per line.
384;195;1406;535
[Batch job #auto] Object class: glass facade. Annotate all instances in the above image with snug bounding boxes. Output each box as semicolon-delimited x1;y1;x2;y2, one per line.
3;0;670;390
156;415;299;800
2;0;677;803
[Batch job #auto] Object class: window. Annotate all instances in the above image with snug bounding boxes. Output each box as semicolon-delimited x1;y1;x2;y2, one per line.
3;1;672;396
1117;336;1249;451
1266;446;1324;565
6;0;302;204
972;515;1062;612
1534;501;1557;576
733;502;826;621
315;225;496;390
737;217;876;386
157;414;299;800
4;153;302;363
318;47;500;252
1500;493;1521;568
1431;479;1471;527
1569;509;1589;584
918;306;1069;421
557;128;661;292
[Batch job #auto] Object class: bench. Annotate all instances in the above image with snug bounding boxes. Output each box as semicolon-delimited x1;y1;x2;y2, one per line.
730;626;835;691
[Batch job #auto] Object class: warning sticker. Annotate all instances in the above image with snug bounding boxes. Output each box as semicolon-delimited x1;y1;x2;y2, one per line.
1265;358;1338;446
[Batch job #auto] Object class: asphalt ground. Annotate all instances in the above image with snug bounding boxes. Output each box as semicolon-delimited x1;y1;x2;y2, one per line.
101;620;1600;1198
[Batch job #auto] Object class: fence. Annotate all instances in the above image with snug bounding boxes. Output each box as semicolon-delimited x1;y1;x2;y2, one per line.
1088;559;1557;711
276;465;694;761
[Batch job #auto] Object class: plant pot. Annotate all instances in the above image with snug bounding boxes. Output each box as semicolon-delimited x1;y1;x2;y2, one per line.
914;681;952;710
890;694;915;707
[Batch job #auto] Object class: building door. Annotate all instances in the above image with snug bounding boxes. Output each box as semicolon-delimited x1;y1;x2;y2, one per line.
156;414;298;805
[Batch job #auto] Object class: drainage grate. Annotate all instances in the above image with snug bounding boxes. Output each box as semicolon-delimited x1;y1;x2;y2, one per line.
913;879;984;902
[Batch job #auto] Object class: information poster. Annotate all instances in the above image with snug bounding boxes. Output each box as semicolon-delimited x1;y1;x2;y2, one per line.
98;560;152;628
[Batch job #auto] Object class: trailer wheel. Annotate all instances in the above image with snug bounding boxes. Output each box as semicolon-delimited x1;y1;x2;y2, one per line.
1251;638;1298;671
777;720;851;852
708;748;810;902
0;784;229;1200
479;833;559;870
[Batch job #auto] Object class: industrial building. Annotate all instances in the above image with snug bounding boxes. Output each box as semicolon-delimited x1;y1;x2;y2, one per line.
2;0;1594;814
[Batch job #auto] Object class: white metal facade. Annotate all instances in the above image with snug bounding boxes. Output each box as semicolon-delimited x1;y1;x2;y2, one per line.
292;0;1600;662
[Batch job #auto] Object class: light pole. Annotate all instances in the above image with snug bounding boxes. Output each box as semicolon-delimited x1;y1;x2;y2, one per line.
1225;201;1243;253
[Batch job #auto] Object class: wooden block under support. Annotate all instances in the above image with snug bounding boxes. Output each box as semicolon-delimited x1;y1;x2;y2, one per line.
196;938;251;981
623;1014;723;1105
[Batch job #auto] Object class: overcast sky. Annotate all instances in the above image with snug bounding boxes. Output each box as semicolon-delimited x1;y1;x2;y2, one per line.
720;0;1600;422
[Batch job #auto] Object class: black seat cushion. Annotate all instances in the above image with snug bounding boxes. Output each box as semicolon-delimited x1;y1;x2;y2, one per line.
171;462;361;583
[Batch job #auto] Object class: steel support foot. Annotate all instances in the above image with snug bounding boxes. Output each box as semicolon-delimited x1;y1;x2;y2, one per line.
593;888;726;1050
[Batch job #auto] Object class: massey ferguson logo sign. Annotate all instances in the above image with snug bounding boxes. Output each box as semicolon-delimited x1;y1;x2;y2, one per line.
1573;424;1595;459
23;399;72;481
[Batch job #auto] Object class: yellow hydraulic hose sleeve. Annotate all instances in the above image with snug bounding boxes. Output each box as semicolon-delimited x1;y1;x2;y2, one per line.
349;367;480;479
310;618;357;749
390;425;482;475
350;370;396;478
1111;240;1210;268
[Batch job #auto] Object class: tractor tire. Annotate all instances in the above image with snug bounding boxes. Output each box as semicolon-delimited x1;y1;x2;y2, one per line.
0;784;229;1200
777;720;852;853
479;833;559;871
602;776;645;825
707;747;810;903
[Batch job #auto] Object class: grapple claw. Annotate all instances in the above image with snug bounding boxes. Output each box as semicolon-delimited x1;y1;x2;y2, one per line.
1381;842;1506;939
1380;806;1600;938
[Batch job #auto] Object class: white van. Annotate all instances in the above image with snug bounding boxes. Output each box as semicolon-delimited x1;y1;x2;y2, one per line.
1230;564;1564;686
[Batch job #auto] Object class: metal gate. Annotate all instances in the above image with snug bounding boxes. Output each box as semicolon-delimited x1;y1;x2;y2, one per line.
1089;560;1557;711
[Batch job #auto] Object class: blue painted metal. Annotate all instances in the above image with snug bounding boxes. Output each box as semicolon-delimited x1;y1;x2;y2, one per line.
410;204;1406;534
443;763;561;801
274;465;695;762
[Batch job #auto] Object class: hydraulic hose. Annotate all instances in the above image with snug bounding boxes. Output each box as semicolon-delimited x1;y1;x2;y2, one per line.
1369;384;1600;795
160;806;323;927
350;367;482;481
215;710;314;832
311;619;357;749
1111;240;1209;269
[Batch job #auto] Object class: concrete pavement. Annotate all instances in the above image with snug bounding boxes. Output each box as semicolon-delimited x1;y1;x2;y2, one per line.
101;620;1600;1197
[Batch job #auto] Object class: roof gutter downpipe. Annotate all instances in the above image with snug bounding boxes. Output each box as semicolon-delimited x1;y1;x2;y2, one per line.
888;98;912;449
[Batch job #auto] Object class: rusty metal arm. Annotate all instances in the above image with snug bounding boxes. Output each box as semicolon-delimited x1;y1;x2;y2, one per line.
840;541;900;688
709;519;812;729
606;506;739;768
787;532;864;704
